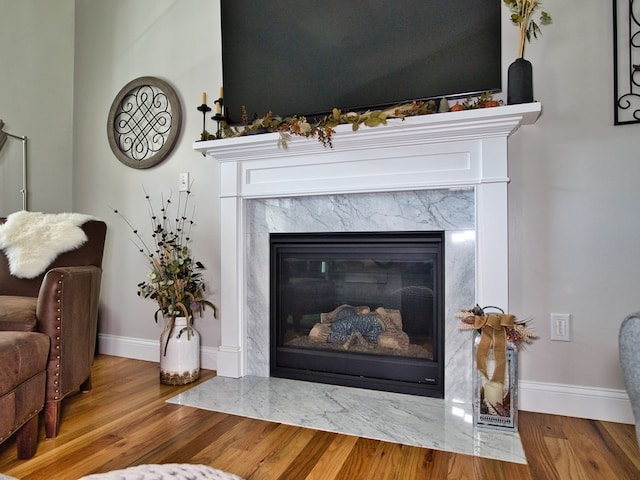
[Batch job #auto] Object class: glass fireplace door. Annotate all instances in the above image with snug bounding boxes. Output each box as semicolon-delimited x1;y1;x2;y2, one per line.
270;231;445;397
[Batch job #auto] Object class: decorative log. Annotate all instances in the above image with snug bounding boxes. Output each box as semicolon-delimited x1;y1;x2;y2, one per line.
375;306;409;350
309;323;331;342
342;331;368;349
378;330;410;350
327;313;384;345
375;307;403;330
312;304;412;351
320;304;371;324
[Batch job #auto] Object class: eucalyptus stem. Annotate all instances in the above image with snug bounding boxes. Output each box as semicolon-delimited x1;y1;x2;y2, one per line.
519;0;535;58
504;0;551;59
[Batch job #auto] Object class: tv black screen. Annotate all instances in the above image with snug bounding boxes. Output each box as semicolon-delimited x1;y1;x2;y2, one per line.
221;0;502;124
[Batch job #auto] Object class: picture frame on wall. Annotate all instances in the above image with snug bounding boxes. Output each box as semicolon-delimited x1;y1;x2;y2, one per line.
613;0;640;125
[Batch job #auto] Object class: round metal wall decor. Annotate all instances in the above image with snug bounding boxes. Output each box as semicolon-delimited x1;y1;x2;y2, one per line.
107;76;182;169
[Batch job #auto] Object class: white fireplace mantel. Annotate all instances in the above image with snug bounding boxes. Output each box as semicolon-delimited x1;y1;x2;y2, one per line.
194;103;541;388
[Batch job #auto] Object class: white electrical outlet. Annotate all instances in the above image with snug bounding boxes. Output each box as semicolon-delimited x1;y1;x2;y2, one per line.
179;172;190;192
550;313;571;342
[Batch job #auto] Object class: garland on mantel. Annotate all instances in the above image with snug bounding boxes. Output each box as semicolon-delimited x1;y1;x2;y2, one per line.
202;92;502;149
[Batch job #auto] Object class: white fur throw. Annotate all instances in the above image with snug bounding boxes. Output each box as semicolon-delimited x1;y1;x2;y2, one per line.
78;464;245;480
0;211;96;279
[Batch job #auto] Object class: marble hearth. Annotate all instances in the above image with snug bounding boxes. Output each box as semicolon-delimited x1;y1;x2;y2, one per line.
194;103;541;405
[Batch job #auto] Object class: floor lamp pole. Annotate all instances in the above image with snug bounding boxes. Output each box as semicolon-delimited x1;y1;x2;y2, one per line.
0;121;28;211
20;135;28;211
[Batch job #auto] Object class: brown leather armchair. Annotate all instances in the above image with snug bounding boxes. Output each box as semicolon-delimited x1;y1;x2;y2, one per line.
0;217;106;438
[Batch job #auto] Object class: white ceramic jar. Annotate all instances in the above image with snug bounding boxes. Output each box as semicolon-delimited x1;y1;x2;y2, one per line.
159;316;200;385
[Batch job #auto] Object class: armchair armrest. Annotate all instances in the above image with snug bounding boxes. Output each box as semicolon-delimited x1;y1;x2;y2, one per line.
36;265;102;435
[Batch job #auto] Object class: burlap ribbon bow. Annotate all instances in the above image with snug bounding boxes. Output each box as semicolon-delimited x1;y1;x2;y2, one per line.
474;313;515;384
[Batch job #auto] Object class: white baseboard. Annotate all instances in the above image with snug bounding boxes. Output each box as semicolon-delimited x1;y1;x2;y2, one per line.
97;333;218;371
97;334;634;424
519;380;634;424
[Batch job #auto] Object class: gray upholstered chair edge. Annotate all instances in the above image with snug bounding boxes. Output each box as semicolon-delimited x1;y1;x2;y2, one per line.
619;311;640;447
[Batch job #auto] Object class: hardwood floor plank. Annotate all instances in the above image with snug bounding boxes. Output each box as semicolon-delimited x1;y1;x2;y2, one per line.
493;454;534;480
395;443;435;478
350;441;406;478
75;406;214;475
130;408;229;465
195;421;301;478
418;448;451;478
517;411;563;479
562;416;640;480
333;437;383;479
599;420;640;472
446;452;479;480
1;355;638;480
399;446;444;479
543;437;588;480
302;433;359;480
247;427;318;479
178;415;262;470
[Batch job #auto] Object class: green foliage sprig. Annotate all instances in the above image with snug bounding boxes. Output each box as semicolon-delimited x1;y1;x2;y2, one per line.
503;0;552;58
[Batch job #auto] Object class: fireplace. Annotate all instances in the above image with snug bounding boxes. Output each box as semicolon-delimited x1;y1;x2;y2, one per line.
270;231;445;397
194;102;541;405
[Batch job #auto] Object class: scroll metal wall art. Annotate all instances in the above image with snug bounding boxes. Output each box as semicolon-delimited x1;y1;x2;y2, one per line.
614;0;640;125
107;77;182;169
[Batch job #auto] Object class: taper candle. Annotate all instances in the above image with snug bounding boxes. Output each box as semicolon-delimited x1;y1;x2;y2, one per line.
202;92;207;105
483;380;504;406
215;101;221;114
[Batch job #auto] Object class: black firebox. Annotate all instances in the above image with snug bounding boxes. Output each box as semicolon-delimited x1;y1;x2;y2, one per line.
270;231;444;397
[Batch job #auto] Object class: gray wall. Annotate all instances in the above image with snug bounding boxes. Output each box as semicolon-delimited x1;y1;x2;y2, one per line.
72;0;222;346
507;1;640;391
0;0;75;214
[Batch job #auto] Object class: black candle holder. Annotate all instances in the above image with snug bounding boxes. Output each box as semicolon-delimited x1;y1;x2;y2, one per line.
212;98;225;139
197;103;212;141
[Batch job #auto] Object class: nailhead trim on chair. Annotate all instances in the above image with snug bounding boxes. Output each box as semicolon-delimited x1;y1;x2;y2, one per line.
0;407;41;442
52;275;63;400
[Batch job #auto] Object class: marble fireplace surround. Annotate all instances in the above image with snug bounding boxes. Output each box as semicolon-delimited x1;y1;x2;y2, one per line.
194;103;541;405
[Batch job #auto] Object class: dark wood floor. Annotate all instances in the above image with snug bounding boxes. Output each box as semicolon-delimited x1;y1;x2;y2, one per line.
1;355;639;479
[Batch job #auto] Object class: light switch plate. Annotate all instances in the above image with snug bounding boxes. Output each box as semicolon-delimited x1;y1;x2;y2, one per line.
550;313;571;342
179;172;190;192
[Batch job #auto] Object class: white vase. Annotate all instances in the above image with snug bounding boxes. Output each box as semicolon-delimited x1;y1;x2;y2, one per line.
159;316;200;385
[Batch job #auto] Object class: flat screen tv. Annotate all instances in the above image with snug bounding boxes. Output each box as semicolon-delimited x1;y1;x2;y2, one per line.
221;1;502;124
